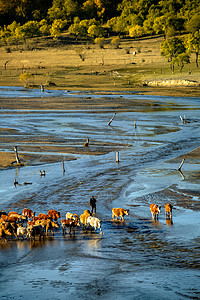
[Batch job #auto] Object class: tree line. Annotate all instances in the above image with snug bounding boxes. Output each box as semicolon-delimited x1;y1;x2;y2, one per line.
0;0;200;38
0;0;200;72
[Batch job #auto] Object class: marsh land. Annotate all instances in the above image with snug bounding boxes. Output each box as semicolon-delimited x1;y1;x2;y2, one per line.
0;36;200;300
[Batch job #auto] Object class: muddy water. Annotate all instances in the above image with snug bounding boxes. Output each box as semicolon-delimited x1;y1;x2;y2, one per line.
0;90;200;299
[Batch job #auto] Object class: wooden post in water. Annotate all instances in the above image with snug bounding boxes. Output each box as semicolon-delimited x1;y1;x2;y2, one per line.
62;160;65;174
180;115;184;124
108;113;116;126
134;121;137;129
116;152;119;163
14;146;20;164
178;159;185;171
40;83;44;92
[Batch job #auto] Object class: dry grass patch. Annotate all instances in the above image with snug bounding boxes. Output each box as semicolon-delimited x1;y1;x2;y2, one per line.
0;35;200;91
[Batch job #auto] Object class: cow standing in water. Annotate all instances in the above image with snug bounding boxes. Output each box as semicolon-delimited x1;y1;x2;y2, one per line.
150;204;161;220
112;208;129;221
165;203;173;219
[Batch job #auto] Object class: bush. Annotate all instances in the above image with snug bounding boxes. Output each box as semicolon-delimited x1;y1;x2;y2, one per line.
94;37;105;48
110;37;120;49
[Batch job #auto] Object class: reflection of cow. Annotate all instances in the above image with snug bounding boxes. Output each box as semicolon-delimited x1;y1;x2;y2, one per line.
165;203;173;219
150;204;161;220
87;216;103;234
112;208;129;221
166;218;173;226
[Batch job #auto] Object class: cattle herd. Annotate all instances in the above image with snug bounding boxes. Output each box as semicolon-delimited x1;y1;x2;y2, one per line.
0;203;173;241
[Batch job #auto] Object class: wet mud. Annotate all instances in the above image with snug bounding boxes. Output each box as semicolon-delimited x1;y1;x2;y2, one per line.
0;88;200;299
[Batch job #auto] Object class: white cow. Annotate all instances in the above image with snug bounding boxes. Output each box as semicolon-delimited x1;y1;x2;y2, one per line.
17;226;28;239
87;216;103;234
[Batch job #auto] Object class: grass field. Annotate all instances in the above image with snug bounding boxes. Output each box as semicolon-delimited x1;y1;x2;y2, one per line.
0;35;199;92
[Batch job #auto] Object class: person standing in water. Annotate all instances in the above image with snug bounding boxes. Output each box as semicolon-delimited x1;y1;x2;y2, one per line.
89;196;97;213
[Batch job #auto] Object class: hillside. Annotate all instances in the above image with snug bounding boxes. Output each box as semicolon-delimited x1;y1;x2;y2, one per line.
0;35;200;96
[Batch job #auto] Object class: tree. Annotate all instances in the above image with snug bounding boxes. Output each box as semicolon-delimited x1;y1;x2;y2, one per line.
87;24;103;39
39;19;50;36
94;36;105;48
50;19;67;39
143;7;160;35
82;0;105;20
21;21;40;38
161;37;188;73
185;32;200;67
110;37;120;48
48;0;78;22
68;18;85;41
174;52;190;73
185;13;200;34
153;13;184;37
129;25;144;38
107;16;127;37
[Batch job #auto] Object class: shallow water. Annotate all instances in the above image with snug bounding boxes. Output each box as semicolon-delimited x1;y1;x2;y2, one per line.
0;88;200;299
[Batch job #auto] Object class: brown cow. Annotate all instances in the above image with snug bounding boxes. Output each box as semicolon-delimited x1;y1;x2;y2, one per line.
35;219;59;235
80;210;91;227
1;215;24;223
37;213;50;220
165;203;173;219
61;218;80;235
150;204;161;220
8;212;27;222
22;208;35;219
0;211;7;218
48;210;60;221
0;222;17;239
112;208;129;221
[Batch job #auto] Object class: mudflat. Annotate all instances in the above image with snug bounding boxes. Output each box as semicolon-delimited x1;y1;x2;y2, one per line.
1;90;200;169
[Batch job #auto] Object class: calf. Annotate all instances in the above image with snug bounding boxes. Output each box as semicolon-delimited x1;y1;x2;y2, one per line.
112;208;129;221
165;203;173;219
150;204;161;220
87;216;103;234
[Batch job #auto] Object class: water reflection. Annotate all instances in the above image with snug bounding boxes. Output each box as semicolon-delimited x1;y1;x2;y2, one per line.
150;219;162;228
166;218;173;226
